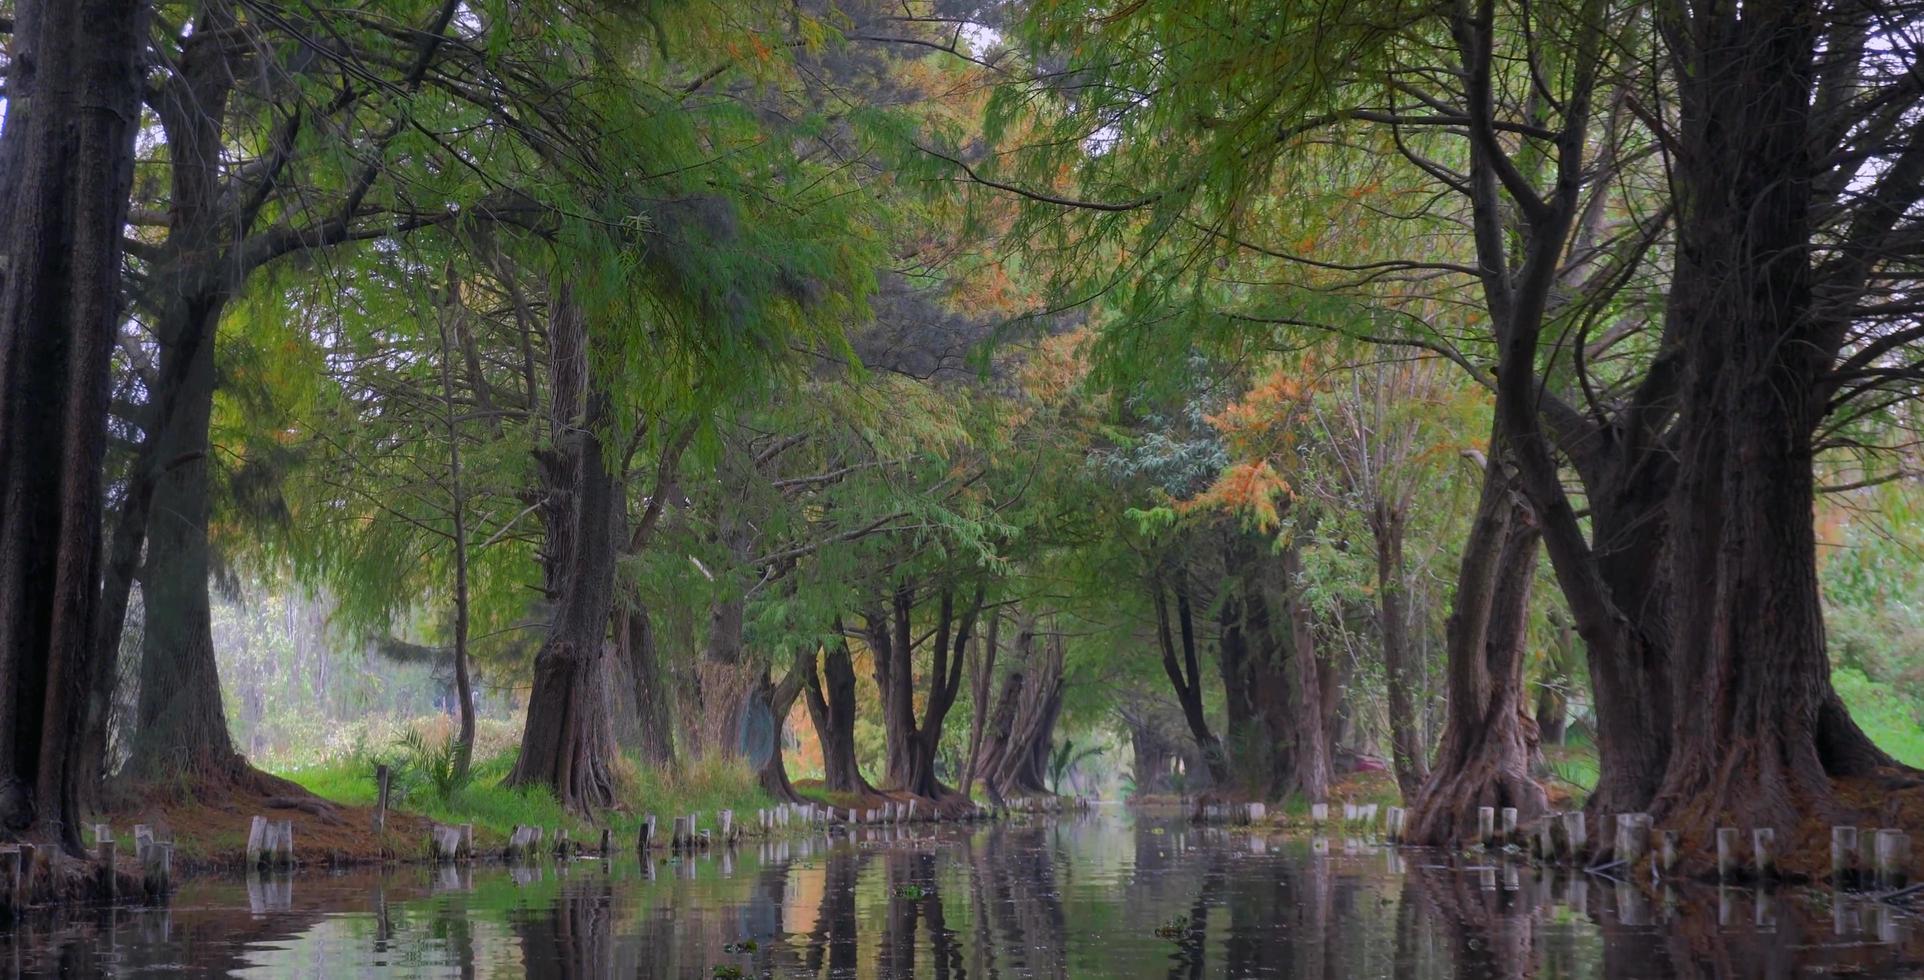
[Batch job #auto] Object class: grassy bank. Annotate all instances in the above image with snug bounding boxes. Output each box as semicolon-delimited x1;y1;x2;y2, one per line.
278;748;782;847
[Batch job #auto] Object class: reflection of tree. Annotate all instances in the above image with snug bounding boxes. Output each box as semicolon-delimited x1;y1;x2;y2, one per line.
805;843;873;976
970;823;1069;979
1402;860;1536;980
877;847;964;980
513;874;615;979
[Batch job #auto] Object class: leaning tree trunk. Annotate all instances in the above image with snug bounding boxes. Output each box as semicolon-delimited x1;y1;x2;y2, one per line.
804;628;876;796
507;292;619;812
0;0;144;848
1154;575;1231;786
991;630;1064;797
1405;447;1550;846
754;657;808;802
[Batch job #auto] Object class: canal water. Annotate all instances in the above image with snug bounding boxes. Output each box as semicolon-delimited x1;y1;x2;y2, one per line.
2;809;1920;977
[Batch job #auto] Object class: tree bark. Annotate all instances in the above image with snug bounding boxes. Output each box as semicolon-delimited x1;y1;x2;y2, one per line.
130;328;243;781
506;291;619;812
1405;445;1549;845
1651;0;1895;829
958;606;1001;800
803;626;875;796
616;604;676;767
754;655;809;802
0;0;145;848
1373;500;1430;799
1154;574;1231;786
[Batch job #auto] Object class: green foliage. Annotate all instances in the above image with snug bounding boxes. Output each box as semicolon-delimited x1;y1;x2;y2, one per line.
1834;668;1924;767
1049;738;1103;795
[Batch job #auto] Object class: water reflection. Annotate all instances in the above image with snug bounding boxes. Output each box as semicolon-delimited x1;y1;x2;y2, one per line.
6;813;1924;977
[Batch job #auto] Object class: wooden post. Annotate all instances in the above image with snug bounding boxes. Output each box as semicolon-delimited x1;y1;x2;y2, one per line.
552;828;570;858
1476;807;1496;849
1716;827;1741;882
673;816;693;851
599;828;612;857
720;810;735;843
1751;828;1776;880
1500;807;1518;848
1563;812;1587;862
247;816;270;869
1659;830;1680;877
1876;829;1910;890
908;799;918;822
0;846;20;917
1833;827;1860;889
373;764;391;833
1548;813;1569;861
462;824;474;860
1616;814;1650;868
1310;803;1328;829
97;831;117;900
140;839;171;900
1533;819;1553;860
276;819;294;869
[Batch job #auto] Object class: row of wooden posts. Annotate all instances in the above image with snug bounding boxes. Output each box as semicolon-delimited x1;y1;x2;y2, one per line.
1;822;178;917
1195;797;1917;890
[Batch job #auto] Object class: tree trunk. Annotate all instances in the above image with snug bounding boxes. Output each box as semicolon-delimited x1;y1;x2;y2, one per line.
1278;542;1332;802
865;583;917;786
506;291;619;812
0;0;145;848
130;327;244;781
990;629;1064;797
1373;500;1430;799
1652;0;1894;830
958;607;1000;800
616;604;676;767
1154;575;1230;785
755;655;809;802
804;627;875;795
1405;446;1549;845
439;297;476;779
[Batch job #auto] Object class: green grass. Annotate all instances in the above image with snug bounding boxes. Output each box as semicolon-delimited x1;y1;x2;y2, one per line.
1542;733;1600;795
1835;667;1924;766
278;744;783;845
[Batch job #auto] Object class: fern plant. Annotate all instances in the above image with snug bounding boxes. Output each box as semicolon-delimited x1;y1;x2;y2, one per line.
393;729;474;804
1048;739;1102;795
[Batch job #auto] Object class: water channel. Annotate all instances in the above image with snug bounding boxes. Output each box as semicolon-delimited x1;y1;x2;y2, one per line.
3;809;1920;977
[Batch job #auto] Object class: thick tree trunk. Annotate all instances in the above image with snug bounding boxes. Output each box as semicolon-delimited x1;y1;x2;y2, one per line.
1122;711;1176;797
507;292;619;812
754;658;808;802
867;582;982;801
1651;0;1894;831
1278;543;1332;802
804;628;875;796
1373;500;1430;799
865;584;918;785
1405;447;1549;845
130;328;244;781
989;629;1064;797
0;0;144;847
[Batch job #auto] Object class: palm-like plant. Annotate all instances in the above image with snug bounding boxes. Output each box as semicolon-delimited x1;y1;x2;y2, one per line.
1048;739;1103;795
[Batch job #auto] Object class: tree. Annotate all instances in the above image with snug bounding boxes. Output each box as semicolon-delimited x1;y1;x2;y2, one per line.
0;0;145;848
